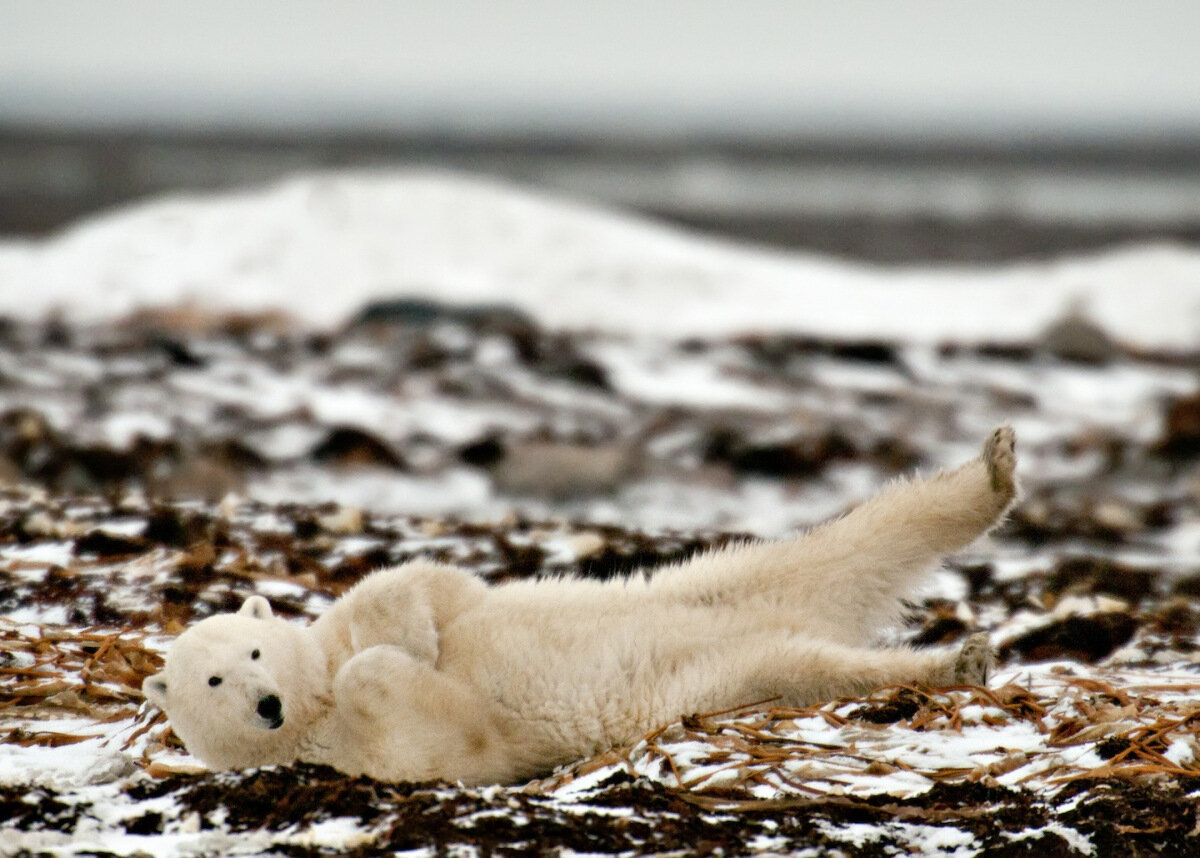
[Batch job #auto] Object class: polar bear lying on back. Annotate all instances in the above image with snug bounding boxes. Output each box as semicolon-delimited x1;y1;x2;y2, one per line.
143;427;1017;785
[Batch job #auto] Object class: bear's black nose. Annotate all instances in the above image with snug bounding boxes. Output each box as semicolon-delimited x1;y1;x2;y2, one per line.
257;694;282;725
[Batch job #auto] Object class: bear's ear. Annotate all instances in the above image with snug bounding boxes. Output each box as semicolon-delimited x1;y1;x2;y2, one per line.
143;673;168;707
238;595;273;620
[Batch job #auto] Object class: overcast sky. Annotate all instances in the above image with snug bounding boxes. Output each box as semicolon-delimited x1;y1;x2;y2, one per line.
2;0;1199;142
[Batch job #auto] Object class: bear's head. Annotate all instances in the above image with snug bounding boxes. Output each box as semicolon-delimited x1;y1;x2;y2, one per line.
143;595;329;770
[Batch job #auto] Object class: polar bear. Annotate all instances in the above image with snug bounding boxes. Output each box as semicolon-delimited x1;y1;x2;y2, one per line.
143;427;1017;785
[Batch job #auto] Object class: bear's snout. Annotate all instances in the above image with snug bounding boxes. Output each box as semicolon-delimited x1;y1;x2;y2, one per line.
257;694;283;728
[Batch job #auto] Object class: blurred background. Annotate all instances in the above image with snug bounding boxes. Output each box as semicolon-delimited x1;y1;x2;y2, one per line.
3;0;1200;261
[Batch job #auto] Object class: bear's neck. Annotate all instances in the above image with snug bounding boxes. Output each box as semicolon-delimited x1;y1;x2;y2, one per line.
293;625;336;721
276;626;338;768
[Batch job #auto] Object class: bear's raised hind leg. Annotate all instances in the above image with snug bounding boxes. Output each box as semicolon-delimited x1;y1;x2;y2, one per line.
651;427;1018;645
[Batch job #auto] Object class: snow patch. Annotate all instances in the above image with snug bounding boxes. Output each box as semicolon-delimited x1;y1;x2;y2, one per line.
2;171;1199;348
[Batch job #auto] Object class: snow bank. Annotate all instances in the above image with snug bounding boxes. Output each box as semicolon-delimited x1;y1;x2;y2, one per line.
1;170;1199;348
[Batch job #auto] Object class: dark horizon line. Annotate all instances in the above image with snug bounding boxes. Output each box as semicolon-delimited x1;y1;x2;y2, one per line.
5;122;1200;168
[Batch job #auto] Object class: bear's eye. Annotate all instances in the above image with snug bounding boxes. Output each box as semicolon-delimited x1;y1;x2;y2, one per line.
208;675;223;687
251;649;260;660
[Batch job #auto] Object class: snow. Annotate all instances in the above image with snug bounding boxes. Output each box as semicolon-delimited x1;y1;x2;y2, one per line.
1;540;77;567
0;732;112;787
249;466;493;517
1003;823;1095;855
99;412;176;448
1;171;1199;348
592;340;792;409
818;820;981;857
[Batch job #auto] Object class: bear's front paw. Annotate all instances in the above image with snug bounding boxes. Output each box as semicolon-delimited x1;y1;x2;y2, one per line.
952;632;993;685
983;426;1017;497
335;645;422;722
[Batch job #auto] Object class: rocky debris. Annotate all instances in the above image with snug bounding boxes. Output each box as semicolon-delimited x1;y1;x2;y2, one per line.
1043;556;1158;606
1156;391;1200;459
731;333;903;369
703;426;859;477
346;296;611;390
700;424;921;479
4;312;1200;855
310;426;408;469
0;454;21;487
148;453;248;502
122;304;299;339
478;439;639;499
1039;306;1120;365
1002;613;1139;662
571;528;739;581
347;297;536;335
1004;491;1170;546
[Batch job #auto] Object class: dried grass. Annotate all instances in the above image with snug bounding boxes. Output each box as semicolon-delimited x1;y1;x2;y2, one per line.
535;672;1200;801
0;620;164;748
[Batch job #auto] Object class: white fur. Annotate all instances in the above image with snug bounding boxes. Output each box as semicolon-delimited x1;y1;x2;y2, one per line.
144;427;1018;784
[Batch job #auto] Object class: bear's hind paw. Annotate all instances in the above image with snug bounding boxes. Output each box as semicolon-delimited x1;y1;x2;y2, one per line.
983;426;1017;497
952;632;993;686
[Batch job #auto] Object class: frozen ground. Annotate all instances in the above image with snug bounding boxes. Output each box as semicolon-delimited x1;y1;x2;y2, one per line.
2;172;1200;855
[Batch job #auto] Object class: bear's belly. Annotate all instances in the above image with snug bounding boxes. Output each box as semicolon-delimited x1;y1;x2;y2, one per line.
435;600;741;758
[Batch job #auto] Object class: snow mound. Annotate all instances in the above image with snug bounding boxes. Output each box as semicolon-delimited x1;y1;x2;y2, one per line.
1;170;1199;347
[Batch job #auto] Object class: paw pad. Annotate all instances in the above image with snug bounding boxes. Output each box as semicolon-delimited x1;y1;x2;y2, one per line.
984;426;1017;493
953;632;993;685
